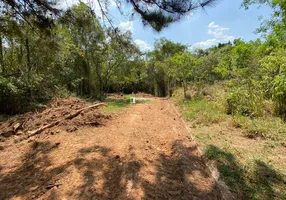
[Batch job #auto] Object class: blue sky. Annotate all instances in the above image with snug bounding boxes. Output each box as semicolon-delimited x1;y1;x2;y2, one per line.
59;0;273;51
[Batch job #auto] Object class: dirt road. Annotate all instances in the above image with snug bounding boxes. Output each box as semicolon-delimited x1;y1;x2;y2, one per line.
0;98;222;200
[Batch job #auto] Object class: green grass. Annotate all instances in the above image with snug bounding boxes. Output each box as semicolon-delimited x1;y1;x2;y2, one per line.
204;145;286;199
174;85;286;200
180;97;229;126
102;98;131;113
177;88;286;141
233;116;286;141
102;96;149;113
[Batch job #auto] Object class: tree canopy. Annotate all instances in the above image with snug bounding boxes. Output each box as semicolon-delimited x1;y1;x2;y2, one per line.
0;0;218;31
1;0;286;122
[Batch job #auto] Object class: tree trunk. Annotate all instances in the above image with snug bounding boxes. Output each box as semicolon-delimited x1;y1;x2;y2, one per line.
86;61;91;95
95;62;104;100
25;36;31;71
0;36;5;74
183;81;187;99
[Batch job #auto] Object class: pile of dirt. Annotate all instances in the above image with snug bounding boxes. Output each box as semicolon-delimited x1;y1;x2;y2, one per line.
0;97;111;141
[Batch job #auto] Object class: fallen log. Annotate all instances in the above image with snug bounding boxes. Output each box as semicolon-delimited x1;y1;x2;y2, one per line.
27;103;107;137
28;121;60;137
65;103;106;120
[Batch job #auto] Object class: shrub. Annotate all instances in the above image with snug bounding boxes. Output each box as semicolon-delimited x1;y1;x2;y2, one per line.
0;77;27;114
0;74;53;114
227;84;265;117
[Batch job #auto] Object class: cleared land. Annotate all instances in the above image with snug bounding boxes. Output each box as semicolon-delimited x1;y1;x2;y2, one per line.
0;97;222;200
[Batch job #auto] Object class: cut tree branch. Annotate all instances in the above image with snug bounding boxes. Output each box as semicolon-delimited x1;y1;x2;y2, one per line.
27;103;107;137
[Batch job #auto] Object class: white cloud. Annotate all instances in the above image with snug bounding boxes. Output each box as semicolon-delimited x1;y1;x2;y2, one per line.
191;39;219;49
208;22;234;41
208;22;220;29
191;22;235;50
134;39;152;51
118;21;134;33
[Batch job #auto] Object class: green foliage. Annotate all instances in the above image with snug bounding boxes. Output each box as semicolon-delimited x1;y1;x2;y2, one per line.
181;97;228;126
1;0;286;127
178;83;286;199
242;0;286;40
233;115;286;140
214;54;232;78
1;0;218;33
0;74;51;114
260;49;286;118
147;38;187;97
176;84;229;126
102;98;131;113
0;77;24;114
226;81;265;117
167;52;200;98
204;146;286;199
0;2;144;114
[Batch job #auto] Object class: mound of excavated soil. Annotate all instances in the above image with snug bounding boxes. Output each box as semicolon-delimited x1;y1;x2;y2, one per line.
0;97;111;142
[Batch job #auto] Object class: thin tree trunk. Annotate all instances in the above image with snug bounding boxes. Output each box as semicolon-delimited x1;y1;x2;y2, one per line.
0;36;5;74
25;36;31;71
95;61;104;99
183;81;187;99
25;33;32;99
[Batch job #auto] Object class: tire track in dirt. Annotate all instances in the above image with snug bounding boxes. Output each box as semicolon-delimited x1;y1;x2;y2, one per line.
0;98;222;200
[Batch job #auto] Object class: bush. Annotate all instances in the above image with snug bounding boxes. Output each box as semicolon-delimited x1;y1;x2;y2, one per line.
227;84;265;117
272;74;286;119
0;76;27;114
259;49;286;119
0;74;54;114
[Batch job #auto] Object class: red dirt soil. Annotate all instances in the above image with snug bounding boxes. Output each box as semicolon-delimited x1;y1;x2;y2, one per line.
0;98;222;200
0;97;110;140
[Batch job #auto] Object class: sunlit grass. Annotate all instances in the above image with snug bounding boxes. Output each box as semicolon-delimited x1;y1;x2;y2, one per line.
233;115;286;141
102;95;149;113
180;97;229;126
174;84;286;199
102;98;131;113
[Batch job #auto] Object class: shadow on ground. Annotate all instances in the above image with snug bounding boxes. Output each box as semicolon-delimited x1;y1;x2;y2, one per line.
205;145;286;199
0;140;222;200
0;141;63;199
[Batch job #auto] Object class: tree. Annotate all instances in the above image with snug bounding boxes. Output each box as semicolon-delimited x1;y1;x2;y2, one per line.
60;2;106;96
242;0;286;38
0;0;218;32
260;48;286;118
94;30;140;98
167;52;199;98
148;38;187;96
